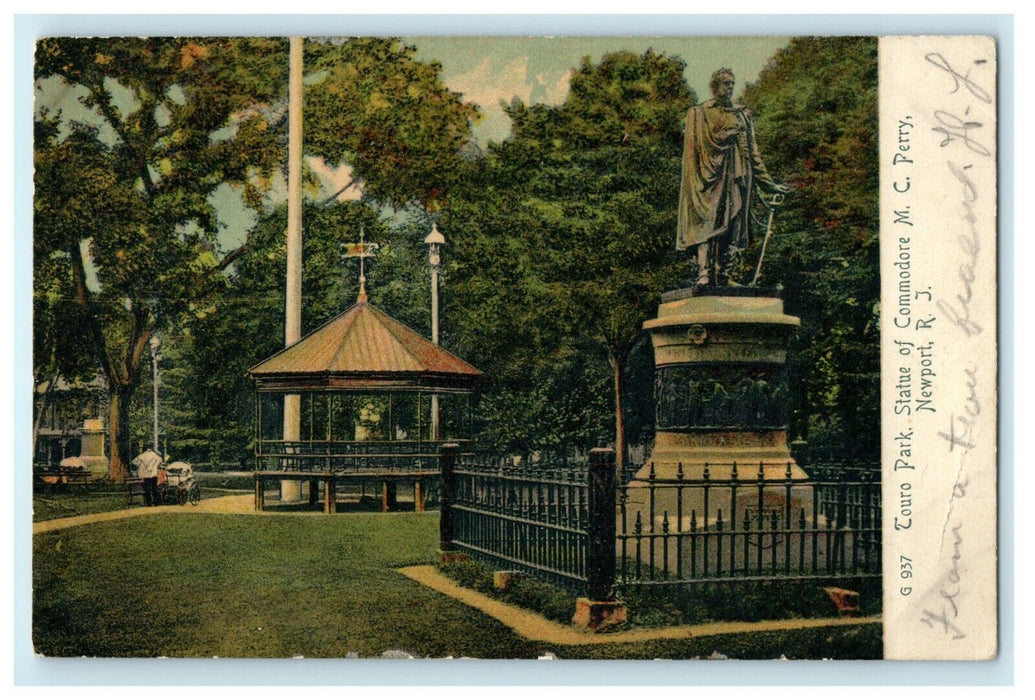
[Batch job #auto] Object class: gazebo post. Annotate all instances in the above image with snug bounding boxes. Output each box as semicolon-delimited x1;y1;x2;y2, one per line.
324;474;336;514
325;394;332;474
255;393;263;472
414;479;424;513
307;392;318;505
417;392;423;457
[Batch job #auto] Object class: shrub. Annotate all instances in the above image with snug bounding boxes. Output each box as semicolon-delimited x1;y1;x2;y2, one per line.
438;558;577;624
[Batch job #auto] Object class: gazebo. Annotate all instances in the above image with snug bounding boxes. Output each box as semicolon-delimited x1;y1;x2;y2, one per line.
247;292;484;513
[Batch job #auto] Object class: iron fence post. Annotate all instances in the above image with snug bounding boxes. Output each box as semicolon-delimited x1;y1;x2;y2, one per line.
439;442;459;551
587;447;617;601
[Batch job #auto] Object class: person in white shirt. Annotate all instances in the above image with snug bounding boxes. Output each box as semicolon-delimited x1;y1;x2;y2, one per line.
133;449;162;507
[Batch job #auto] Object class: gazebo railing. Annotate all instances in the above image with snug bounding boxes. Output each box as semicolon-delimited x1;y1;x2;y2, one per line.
255;439;473;473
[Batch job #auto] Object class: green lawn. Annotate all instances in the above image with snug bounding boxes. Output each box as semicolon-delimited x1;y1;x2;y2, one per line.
33;512;881;659
32;474;252;523
32;490;134;522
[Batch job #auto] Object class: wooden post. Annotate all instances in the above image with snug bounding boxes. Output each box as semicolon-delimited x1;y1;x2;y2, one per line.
587;448;617;601
309;478;319;506
324;475;336;514
380;480;399;512
255;474;264;512
439;443;459;551
414;479;424;513
256;393;263;472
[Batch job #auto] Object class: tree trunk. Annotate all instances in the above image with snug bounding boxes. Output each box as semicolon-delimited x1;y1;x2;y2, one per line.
106;384;134;482
32;370;60;465
611;353;627;475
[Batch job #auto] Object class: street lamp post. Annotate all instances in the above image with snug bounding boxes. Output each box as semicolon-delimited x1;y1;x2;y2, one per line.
149;334;161;453
424;224;445;442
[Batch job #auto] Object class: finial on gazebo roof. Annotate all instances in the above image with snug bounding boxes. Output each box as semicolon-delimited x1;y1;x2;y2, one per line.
346;225;378;306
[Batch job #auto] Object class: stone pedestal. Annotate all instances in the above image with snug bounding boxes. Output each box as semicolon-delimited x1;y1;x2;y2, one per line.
627;289;811;531
438;550;471;566
79;418;108;480
492;570;526;591
571;598;628;632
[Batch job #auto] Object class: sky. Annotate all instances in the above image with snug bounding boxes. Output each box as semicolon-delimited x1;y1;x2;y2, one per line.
35;35;791;263
409;36;790;144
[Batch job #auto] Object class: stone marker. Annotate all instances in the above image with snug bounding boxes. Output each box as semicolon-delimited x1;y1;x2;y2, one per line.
492;570;526;591
79;418;108;479
571;598;628;632
823;587;860;617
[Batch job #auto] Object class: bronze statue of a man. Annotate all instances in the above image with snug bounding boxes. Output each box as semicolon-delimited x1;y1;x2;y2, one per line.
677;68;791;286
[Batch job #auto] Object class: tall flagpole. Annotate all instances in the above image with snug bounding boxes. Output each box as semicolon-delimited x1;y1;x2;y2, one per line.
282;36;304;502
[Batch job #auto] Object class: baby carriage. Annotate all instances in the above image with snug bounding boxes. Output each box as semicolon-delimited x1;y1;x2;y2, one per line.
161;461;201;506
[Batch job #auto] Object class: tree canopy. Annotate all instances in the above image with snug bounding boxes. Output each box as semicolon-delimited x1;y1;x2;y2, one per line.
443;50;695;462
35;37;291;478
33;36;478;477
33;37;881;472
303;38;480;209
742;36;879;456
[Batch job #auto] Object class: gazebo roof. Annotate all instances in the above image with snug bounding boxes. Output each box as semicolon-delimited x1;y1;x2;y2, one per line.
247;298;484;394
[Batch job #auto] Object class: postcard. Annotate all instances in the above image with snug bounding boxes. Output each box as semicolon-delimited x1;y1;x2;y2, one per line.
28;32;998;666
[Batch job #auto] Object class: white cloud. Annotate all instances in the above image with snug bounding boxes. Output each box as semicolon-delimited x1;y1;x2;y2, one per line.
445;55;574;144
449;55;531;108
308;157;362;202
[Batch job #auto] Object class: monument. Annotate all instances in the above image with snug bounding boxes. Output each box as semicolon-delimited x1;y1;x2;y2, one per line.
78;418;109;479
676;67;792;287
627;68;808;527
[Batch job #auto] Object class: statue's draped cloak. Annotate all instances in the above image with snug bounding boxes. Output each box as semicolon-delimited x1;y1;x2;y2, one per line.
677;99;775;251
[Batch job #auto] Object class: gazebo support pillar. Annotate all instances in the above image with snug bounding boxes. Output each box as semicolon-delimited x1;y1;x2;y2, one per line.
382;480;397;512
281;393;302;502
414;480;424;513
324;475;336;514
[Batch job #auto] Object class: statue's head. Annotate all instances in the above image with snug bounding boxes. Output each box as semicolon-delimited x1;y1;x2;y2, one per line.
709;68;736;98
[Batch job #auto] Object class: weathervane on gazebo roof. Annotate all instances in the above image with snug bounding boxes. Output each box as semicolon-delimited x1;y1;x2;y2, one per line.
345;225;380;303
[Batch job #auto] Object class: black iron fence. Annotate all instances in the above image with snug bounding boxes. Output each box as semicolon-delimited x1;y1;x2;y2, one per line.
438;445;881;600
442;446;616;596
615;461;881;590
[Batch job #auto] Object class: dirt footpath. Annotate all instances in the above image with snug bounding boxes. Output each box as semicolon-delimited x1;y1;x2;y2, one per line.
399;565;881;646
32;494;255;535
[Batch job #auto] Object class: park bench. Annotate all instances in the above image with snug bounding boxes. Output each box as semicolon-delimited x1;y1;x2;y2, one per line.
35;467;90;494
124;477;145;505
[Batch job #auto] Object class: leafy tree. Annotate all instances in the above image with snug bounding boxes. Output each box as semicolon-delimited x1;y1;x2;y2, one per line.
31;118;99;459
444;50;694;466
169;37;478;466
303;38;480;209
34;37;286;480
741;37;880;458
34;37;479;477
